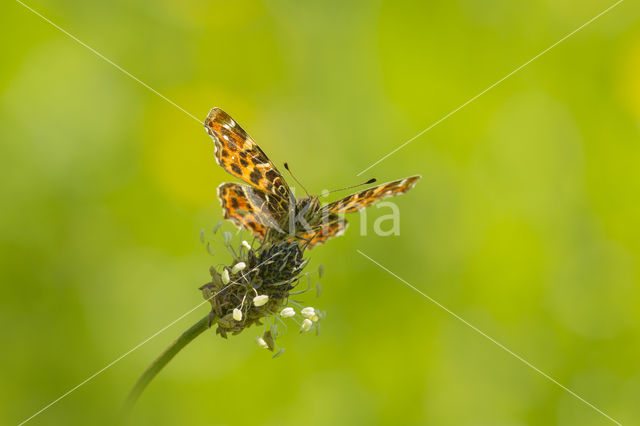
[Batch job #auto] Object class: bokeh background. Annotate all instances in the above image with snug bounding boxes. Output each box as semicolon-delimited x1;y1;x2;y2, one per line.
1;0;640;425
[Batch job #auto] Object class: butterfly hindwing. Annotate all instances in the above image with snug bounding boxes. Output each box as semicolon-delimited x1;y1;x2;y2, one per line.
324;175;421;214
297;215;349;248
217;183;267;239
205;108;292;217
242;185;286;233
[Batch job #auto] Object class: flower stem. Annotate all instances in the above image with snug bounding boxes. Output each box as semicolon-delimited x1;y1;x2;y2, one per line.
124;314;214;411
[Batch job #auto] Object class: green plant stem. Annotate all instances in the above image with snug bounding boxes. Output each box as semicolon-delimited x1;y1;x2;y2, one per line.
124;314;213;411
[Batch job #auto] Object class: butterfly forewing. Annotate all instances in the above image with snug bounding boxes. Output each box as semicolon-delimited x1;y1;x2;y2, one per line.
205;108;292;217
324;175;421;214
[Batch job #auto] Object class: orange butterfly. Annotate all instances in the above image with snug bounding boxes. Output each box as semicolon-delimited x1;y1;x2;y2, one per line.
205;108;420;248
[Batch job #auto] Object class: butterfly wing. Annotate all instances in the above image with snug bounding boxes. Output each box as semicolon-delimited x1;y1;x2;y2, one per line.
297;215;349;248
323;175;421;214
205;108;292;219
217;183;268;239
242;185;286;233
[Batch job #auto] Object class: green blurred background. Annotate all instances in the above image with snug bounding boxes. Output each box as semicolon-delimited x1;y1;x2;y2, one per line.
1;0;639;425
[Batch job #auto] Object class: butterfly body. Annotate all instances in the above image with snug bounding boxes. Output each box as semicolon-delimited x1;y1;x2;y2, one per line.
249;195;323;243
292;195;323;227
206;107;420;248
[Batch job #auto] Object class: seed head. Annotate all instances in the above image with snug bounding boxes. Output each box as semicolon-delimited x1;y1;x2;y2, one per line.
199;238;322;349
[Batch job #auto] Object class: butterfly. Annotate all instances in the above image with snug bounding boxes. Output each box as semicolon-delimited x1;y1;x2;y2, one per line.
205;107;421;248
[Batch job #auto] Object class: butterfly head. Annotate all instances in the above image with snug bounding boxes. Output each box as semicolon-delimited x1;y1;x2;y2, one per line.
295;196;321;220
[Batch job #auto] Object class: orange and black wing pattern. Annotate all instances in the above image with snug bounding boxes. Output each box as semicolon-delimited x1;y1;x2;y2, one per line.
323;175;421;214
205;108;292;217
297;215;349;248
217;183;267;239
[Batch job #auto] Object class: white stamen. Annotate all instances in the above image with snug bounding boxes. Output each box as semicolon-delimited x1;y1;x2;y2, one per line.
256;337;269;349
253;295;269;307
280;307;295;318
232;262;246;273
300;318;313;332
301;307;316;319
233;308;243;321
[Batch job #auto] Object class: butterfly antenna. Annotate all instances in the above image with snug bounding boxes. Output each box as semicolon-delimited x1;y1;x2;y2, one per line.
326;178;377;195
283;162;310;197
